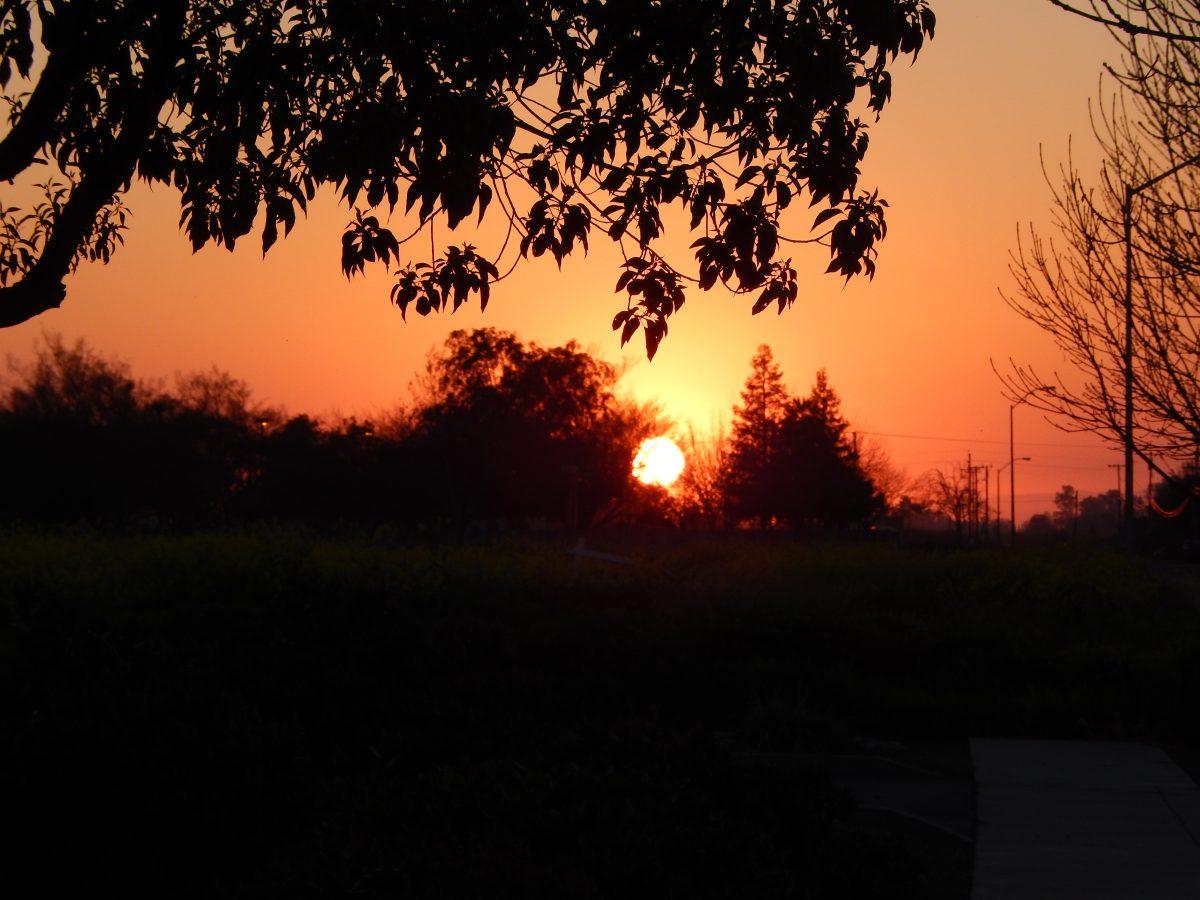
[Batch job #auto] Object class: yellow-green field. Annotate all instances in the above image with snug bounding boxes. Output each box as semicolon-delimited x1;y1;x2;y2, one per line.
3;531;1195;897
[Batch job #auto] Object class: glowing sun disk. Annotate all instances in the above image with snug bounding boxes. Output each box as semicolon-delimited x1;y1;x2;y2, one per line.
633;436;685;487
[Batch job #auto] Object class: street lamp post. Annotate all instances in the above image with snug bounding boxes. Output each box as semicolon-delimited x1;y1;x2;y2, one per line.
1121;152;1200;532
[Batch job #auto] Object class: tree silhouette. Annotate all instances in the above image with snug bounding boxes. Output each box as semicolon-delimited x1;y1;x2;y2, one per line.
404;328;661;527
1024;512;1058;538
916;466;980;539
773;369;880;527
1081;488;1125;536
726;349;877;527
1004;0;1200;485
1052;484;1079;532
173;367;263;426
676;422;730;528
1047;1;1200;42
726;344;790;525
0;329;663;529
857;435;907;509
3;332;144;424
0;1;933;355
0;335;262;522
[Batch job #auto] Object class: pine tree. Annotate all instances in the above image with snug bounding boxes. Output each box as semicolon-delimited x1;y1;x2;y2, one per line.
776;370;879;527
725;352;880;528
726;345;790;525
733;346;789;456
801;367;849;436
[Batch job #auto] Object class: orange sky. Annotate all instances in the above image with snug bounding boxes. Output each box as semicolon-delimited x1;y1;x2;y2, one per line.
0;1;1132;523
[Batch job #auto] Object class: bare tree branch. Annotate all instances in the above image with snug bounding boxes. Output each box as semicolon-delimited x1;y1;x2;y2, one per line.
1048;0;1200;42
1008;1;1200;476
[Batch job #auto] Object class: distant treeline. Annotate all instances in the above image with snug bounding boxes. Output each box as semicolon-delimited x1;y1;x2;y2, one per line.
0;330;664;530
0;331;892;534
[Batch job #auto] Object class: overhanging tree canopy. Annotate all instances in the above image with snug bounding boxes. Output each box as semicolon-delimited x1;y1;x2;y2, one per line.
0;0;934;355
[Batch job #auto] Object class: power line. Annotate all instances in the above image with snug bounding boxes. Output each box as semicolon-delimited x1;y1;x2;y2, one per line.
858;429;1109;451
910;460;1120;472
1024;462;1122;471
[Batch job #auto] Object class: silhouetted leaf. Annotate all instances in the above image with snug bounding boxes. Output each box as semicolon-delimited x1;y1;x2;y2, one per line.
621;317;638;346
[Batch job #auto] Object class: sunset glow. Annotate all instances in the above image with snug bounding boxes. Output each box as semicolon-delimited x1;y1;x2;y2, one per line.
0;2;1126;520
633;437;686;487
11;3;1200;895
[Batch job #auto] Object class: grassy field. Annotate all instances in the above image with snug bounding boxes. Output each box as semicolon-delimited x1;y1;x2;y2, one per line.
2;531;1196;897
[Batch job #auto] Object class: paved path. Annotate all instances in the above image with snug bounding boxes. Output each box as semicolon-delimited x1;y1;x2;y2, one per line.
739;750;974;840
972;739;1200;899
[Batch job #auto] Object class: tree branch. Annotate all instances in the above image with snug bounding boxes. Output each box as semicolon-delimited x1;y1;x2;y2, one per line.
0;51;78;182
0;1;185;327
1047;0;1200;42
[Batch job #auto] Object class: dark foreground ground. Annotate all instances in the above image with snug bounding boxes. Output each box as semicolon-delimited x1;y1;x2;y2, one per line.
2;531;1197;898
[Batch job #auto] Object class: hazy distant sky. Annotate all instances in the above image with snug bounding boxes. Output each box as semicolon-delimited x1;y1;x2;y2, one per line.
0;1;1127;521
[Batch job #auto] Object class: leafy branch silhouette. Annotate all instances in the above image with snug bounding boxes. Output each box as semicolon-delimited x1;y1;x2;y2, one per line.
0;0;933;354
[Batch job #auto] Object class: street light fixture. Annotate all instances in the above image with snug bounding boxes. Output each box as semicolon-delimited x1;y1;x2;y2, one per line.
1121;152;1200;531
1010;386;1053;548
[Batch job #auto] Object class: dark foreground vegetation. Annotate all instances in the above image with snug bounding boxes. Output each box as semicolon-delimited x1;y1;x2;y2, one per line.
3;531;1196;897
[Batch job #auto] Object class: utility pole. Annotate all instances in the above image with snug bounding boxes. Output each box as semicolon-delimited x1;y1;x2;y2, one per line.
982;465;991;543
963;453;987;544
961;456;992;545
967;452;974;543
996;468;1002;541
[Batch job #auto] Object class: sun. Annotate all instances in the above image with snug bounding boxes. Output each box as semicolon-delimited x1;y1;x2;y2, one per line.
632;436;686;487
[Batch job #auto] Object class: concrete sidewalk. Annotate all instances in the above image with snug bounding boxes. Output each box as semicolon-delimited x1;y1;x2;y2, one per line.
971;739;1200;899
736;748;974;841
